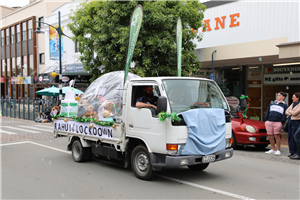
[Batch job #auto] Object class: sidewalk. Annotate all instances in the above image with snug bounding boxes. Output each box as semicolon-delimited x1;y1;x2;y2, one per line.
281;130;288;148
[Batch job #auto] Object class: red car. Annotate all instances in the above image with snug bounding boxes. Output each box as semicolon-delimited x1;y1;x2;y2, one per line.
231;112;270;149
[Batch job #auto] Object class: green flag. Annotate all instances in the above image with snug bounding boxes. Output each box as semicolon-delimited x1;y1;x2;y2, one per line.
124;5;143;84
176;17;182;77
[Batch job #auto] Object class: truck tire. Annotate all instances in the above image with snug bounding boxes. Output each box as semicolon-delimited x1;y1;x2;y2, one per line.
231;132;237;149
188;163;209;171
131;145;155;180
72;140;87;162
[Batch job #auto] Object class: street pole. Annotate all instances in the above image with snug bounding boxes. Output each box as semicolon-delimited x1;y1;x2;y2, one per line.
211;50;217;80
34;11;70;104
58;11;62;103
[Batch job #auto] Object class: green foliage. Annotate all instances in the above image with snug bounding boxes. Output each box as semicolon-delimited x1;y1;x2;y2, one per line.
158;111;181;122
68;0;206;81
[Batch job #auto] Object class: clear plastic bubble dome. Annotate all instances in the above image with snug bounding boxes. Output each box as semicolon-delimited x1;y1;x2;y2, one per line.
76;71;140;120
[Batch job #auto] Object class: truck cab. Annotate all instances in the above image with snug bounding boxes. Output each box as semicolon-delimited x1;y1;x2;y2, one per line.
123;77;233;179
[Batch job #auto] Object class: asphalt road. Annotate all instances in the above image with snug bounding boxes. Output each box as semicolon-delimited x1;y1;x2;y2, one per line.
1;117;299;199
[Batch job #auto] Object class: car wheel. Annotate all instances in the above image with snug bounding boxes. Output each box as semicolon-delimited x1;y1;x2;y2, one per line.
231;132;237;149
254;144;269;150
131;145;155;180
188;163;209;171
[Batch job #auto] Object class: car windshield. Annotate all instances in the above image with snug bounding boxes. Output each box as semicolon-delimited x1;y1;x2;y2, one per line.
162;79;229;113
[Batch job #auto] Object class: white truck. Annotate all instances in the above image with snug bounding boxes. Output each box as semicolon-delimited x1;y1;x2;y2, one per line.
54;72;233;180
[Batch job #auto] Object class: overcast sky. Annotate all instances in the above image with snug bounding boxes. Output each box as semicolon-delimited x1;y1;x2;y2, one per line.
0;0;30;7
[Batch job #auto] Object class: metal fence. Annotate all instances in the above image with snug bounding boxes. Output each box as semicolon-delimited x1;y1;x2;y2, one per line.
0;98;58;121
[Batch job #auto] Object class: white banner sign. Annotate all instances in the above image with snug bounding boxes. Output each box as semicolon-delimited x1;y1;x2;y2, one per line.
54;120;113;139
263;73;300;85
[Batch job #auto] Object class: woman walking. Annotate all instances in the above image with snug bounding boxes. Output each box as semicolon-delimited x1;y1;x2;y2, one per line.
285;92;300;159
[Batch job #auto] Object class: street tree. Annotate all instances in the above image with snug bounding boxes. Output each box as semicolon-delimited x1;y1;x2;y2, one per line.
68;0;206;81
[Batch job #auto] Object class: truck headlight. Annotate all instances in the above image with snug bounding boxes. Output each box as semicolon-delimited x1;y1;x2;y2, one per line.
246;125;256;133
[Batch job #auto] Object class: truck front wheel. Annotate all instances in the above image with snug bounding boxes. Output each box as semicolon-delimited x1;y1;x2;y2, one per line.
188;163;209;171
72;140;87;162
131;145;155;180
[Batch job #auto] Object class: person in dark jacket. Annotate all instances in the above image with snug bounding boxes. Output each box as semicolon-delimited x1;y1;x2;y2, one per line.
264;92;288;156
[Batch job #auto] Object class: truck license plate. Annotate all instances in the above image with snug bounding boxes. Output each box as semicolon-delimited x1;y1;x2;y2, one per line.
202;155;215;163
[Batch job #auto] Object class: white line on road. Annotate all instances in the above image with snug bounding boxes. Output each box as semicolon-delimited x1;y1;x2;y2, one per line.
159;175;256;200
35;124;54;129
0;129;17;135
1;141;255;200
0;141;71;154
19;126;54;133
1;126;40;133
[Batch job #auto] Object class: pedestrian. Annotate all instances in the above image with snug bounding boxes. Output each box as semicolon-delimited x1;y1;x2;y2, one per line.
292;126;300;159
285;92;300;159
264;92;288;156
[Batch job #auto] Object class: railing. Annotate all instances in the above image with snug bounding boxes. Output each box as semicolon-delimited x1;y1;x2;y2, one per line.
0;98;58;121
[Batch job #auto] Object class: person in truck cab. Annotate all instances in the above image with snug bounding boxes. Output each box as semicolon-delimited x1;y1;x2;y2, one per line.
136;86;158;111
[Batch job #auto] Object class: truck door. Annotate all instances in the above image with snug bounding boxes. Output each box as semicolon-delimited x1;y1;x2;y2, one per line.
125;83;167;154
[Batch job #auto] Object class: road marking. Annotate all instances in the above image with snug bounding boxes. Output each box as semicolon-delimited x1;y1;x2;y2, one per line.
0;141;71;154
0;129;17;135
1;141;255;200
158;175;256;200
35;124;54;129
19;126;54;133
2;126;40;133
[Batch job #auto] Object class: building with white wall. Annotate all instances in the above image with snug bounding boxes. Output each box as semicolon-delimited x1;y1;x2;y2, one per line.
193;0;300;120
41;0;90;92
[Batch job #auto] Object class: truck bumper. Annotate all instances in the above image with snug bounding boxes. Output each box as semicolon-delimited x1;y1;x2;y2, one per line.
150;148;233;171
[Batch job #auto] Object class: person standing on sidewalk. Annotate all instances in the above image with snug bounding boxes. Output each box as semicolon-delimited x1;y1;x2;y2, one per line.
285;92;300;159
264;92;288;156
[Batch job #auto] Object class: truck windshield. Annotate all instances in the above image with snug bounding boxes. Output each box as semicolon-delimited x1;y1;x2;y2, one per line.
162;79;228;113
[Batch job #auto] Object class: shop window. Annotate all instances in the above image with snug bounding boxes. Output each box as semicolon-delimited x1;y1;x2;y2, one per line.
16;24;20;43
10;26;15;44
39;53;44;64
1;30;4;46
5;29;9;45
28;20;33;40
22;22;26;41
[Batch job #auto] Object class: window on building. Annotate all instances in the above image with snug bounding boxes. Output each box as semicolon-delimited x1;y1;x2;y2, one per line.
75;42;79;53
28;20;32;40
39;53;44;64
38;17;44;28
5;29;9;45
22;22;27;41
16;24;20;43
10;26;15;44
1;30;4;46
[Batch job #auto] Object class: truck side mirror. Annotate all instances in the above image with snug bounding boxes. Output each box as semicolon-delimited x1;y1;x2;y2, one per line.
157;96;167;113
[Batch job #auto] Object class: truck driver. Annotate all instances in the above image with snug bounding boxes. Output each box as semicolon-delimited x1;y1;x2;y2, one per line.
136;86;158;111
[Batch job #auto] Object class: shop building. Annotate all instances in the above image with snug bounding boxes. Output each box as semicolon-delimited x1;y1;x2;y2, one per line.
193;0;300;120
0;0;72;99
39;0;91;93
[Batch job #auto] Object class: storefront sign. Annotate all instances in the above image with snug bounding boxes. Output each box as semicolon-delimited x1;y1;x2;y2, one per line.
263;73;300;85
54;120;113;139
62;63;86;73
265;66;300;74
62;76;70;82
201;13;240;32
11;77;32;84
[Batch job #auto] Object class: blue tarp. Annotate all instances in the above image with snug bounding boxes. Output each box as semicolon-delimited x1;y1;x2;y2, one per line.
179;108;226;155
